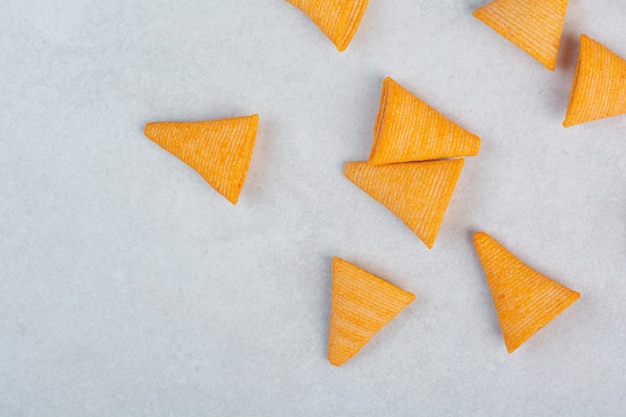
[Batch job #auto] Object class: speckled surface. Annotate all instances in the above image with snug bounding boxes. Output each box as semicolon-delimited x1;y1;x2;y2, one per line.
1;1;625;415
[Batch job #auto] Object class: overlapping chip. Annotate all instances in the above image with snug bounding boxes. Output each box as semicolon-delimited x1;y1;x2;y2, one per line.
286;0;370;51
563;34;626;127
473;232;580;353
473;0;569;71
328;257;415;366
144;115;258;205
344;159;464;249
369;77;480;165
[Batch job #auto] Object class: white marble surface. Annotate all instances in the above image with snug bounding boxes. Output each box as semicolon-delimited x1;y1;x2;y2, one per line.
1;0;625;415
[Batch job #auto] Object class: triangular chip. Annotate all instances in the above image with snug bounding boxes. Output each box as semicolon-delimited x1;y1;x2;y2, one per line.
473;0;569;71
286;0;370;52
369;77;480;165
344;159;464;248
144;115;258;205
328;257;415;366
473;232;580;353
563;34;626;127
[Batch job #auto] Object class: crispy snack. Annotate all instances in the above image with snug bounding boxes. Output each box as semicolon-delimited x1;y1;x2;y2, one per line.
473;232;580;353
344;159;464;249
369;77;480;165
473;0;569;71
328;257;415;366
144;115;258;205
563;34;626;127
286;0;370;52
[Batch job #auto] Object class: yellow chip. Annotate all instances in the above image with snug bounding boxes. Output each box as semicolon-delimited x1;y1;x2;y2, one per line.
473;0;569;71
144;115;258;205
369;77;480;165
329;257;415;366
474;232;580;353
286;0;370;51
563;34;626;127
344;159;464;249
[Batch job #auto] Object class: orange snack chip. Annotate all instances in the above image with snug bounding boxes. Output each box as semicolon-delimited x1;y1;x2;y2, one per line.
473;232;580;353
473;0;569;71
344;159;464;249
563;34;626;127
328;257;415;366
144;115;258;205
369;77;480;165
286;0;370;52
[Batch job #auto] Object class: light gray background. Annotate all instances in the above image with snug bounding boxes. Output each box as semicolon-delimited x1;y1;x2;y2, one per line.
1;0;625;416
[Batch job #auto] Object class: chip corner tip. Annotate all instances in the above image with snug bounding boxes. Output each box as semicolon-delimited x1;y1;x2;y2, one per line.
327;355;344;367
335;43;349;53
473;231;488;243
450;157;466;171
539;51;558;72
471;134;482;149
143;122;155;135
423;238;435;250
503;334;523;353
505;342;519;354
471;7;485;20
343;161;359;173
225;195;240;205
